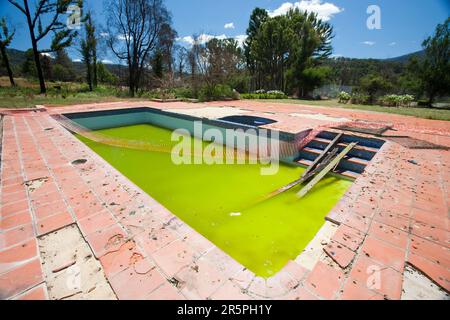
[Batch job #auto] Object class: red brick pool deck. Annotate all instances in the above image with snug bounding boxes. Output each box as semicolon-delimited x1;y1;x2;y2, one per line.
0;101;449;300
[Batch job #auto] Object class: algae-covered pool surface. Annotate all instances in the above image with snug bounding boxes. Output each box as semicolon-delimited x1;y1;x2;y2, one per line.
77;123;351;277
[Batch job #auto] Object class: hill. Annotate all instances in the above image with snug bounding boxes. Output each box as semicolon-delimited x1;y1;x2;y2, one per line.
2;48;127;77
385;50;425;62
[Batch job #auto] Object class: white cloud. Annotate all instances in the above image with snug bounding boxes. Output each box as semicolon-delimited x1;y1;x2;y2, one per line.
177;34;227;46
268;0;343;21
41;52;53;58
224;22;235;29
100;32;109;38
361;41;376;46
234;35;248;46
389;42;396;46
72;58;82;62
102;59;113;64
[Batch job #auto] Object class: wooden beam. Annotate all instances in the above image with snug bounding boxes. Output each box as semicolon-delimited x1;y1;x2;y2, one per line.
297;142;357;198
301;132;343;179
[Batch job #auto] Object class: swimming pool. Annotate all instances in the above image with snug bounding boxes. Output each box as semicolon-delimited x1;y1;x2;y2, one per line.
63;107;352;277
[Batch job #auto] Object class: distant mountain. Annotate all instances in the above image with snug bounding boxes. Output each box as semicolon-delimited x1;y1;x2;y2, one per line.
4;48;127;76
384;50;425;62
5;48;28;67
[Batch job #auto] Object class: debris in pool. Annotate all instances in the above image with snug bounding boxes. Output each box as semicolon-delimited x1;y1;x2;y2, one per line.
230;212;242;217
408;159;419;166
71;159;88;165
44;127;54;131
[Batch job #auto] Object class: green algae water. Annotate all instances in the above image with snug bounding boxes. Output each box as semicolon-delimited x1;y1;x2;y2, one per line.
78;124;351;277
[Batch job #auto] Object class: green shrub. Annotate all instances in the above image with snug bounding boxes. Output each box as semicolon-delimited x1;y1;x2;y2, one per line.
173;87;194;99
241;90;288;100
338;91;351;104
351;93;370;105
379;94;415;107
197;84;238;101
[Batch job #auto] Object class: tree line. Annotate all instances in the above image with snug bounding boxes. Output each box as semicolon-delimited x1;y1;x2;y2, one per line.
0;1;448;106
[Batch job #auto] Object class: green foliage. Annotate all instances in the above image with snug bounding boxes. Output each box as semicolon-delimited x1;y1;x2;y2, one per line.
172;87;194;99
80;12;98;91
198;84;238;101
350;93;370;105
52;49;75;81
244;7;333;96
294;66;331;97
0;18;15;48
151;50;164;79
241;90;288;99
324;57;405;88
52;64;74;82
359;74;392;103
8;0;83;93
21;49;38;78
379;94;415;107
410;18;450;105
97;63;117;85
338;91;351;103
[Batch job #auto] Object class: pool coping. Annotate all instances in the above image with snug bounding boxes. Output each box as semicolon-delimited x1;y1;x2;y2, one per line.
1;101;449;300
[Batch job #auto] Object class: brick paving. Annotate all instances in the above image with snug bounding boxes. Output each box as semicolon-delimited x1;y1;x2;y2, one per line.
0;101;449;300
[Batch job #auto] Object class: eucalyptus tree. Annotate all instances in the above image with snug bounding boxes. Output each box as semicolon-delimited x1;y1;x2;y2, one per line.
157;22;177;76
80;11;97;91
285;9;333;97
7;0;83;93
104;0;173;97
244;7;334;97
244;8;268;90
413;18;450;105
0;18;16;87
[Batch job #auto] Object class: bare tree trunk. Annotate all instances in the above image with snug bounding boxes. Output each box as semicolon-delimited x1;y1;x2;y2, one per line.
0;45;15;87
93;53;98;89
86;61;93;91
23;0;46;94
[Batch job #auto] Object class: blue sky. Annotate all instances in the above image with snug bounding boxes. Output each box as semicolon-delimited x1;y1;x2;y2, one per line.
1;0;449;61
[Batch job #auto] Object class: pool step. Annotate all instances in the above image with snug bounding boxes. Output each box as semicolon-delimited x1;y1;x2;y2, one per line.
337;170;360;180
297;158;314;167
295;130;385;180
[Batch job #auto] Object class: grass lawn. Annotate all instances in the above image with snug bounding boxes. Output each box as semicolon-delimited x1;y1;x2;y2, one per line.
248;98;450;121
0;78;132;109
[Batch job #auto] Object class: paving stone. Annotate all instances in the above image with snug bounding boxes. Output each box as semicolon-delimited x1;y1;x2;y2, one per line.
409;235;450;267
0;258;44;299
361;235;406;272
0;239;38;274
78;210;117;236
0;223;35;249
36;212;74;236
152;240;199;277
368;221;409;249
349;255;403;300
324;240;356;269
109;266;166;300
15;284;48;300
304;261;345;300
0;211;33;231
332;225;365;252
340;278;384;300
407;253;450;292
86;224;128;259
